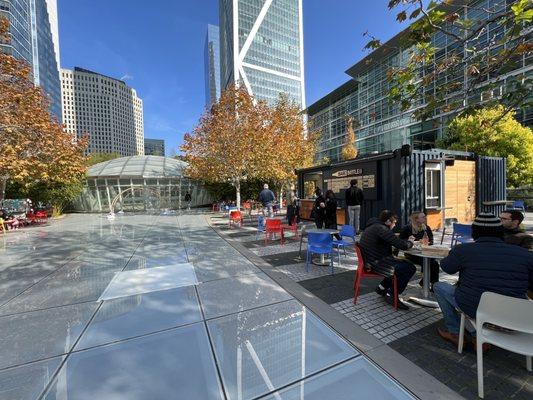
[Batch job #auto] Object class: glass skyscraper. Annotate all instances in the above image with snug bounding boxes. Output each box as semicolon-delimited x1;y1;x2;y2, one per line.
0;0;62;121
219;0;305;109
204;24;221;107
308;0;532;162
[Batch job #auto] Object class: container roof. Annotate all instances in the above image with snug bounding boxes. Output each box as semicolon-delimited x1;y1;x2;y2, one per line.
88;156;187;179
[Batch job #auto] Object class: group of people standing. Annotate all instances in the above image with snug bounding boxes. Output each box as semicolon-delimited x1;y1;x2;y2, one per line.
312;179;364;232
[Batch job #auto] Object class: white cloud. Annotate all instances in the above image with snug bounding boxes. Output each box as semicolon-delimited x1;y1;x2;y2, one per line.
120;73;133;81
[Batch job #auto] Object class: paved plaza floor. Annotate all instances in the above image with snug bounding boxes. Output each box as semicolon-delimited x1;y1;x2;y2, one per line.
1;213;419;400
211;211;533;400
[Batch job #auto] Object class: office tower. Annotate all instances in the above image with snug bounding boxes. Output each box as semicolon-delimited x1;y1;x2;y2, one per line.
61;67;144;156
204;24;221;107
0;0;62;121
308;0;532;162
144;139;165;156
219;0;305;108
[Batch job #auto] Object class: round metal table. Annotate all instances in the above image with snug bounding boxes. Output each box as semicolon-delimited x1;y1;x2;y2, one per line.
404;245;449;308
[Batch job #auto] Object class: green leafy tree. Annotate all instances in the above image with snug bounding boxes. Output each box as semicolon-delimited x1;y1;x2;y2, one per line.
438;105;533;187
365;0;533;121
87;152;121;166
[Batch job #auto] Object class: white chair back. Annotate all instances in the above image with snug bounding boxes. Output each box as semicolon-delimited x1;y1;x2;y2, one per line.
476;292;533;334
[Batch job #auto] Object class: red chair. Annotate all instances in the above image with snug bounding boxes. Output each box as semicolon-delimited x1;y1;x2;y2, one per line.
353;243;398;310
281;216;299;240
265;218;283;245
229;210;243;228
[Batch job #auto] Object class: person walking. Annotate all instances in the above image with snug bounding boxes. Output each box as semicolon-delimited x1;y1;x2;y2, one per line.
259;184;275;218
313;188;326;229
345;179;364;233
324;190;338;230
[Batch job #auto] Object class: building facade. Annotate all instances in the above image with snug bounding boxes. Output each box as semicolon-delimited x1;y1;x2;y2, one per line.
61;67;144;156
0;0;62;121
219;0;305;108
204;24;221;107
144;139;165;156
308;0;532;163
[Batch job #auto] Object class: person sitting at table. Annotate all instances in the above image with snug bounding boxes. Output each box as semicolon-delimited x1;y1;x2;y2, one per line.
4;214;20;230
313;188;326;229
399;211;440;290
499;209;533;251
359;210;416;310
434;213;533;351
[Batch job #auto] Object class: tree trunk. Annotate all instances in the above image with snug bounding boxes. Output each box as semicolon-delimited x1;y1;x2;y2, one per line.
235;178;241;209
0;176;6;202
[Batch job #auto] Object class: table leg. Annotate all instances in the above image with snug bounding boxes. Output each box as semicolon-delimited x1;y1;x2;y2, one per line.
320;254;325;264
423;258;430;298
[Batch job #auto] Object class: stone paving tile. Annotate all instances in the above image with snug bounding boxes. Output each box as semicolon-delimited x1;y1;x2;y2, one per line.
390;321;533;400
272;262;356;282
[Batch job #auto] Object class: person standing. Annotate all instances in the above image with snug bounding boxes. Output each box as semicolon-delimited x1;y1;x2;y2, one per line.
259;184;275;218
313;188;326;229
324;190;338;230
345;179;364;233
184;192;192;210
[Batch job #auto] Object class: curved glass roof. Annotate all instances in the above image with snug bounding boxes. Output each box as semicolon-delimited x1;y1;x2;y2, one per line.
88;156;187;179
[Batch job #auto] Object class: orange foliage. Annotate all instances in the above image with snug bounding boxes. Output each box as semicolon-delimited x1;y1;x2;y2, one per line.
0;16;87;195
181;85;316;206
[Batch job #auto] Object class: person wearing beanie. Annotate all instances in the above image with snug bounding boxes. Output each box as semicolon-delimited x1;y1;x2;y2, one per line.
433;213;533;352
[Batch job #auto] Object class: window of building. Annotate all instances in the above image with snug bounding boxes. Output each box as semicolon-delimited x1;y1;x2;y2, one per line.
425;162;442;209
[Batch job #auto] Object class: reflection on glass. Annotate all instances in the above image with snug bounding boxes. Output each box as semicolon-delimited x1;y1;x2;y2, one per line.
207;300;358;400
262;357;414;400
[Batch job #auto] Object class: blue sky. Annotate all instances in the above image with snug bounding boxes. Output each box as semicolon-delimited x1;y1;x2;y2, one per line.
58;1;406;155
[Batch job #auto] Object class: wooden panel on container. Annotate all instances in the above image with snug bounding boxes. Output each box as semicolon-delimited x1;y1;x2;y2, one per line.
445;160;476;224
299;199;314;220
336;208;346;226
427;209;442;230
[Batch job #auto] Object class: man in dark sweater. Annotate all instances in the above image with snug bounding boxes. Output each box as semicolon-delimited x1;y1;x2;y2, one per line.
345;179;364;233
359;210;416;310
259;184;275;218
500;209;533;251
434;213;533;349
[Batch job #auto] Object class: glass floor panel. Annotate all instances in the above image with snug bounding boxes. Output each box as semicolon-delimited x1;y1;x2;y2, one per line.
207;300;359;400
98;263;198;301
43;323;224;400
76;286;202;350
260;357;414;400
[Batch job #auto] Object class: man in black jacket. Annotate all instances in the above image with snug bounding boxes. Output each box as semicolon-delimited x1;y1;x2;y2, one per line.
434;213;533;349
345;179;364;233
359;210;416;310
500;209;533;251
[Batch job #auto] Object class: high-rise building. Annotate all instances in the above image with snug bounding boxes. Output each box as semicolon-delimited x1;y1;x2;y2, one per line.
0;0;62;121
61;67;144;156
204;24;221;107
219;0;305;108
308;0;532;162
144;139;165;156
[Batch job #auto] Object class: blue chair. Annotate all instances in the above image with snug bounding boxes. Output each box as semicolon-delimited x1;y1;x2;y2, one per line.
333;225;356;263
255;216;266;240
306;232;336;275
451;223;473;246
513;200;526;211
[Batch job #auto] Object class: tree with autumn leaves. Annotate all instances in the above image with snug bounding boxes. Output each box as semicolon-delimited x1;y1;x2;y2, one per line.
0;16;87;212
341;115;358;161
181;86;316;207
